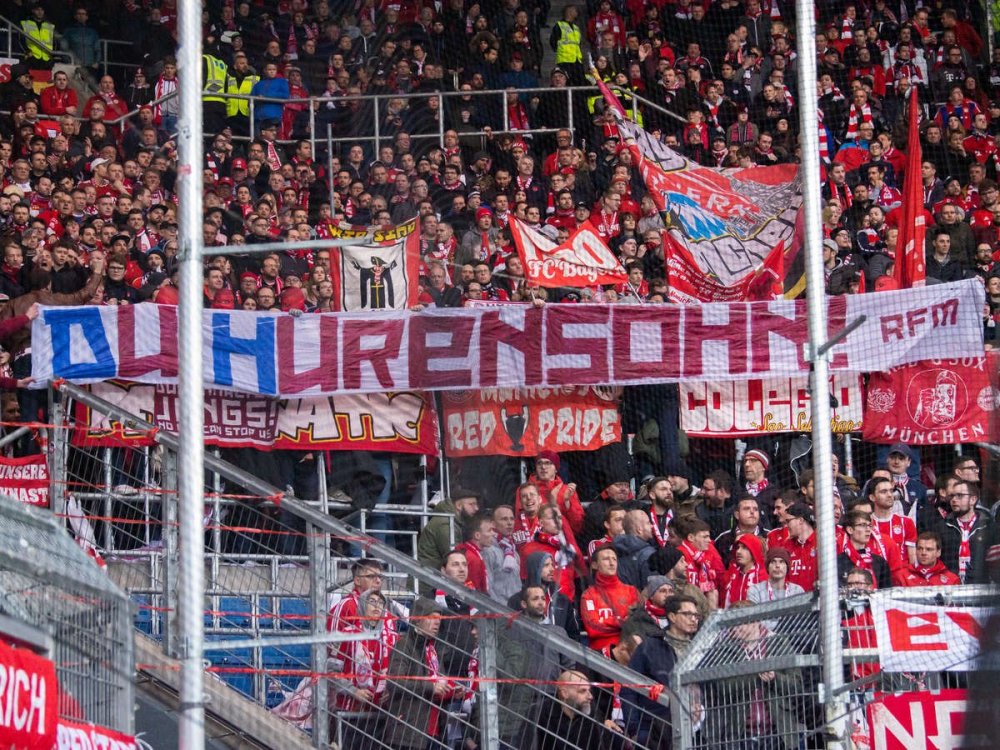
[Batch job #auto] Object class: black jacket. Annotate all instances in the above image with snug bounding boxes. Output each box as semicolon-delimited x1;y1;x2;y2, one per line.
837;550;893;590
936;511;994;583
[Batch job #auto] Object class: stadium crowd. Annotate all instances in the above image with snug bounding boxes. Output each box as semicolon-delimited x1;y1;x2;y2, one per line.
0;0;999;747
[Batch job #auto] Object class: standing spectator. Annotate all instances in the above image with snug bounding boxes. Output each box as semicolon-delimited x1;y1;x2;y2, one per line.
380;598;456;750
510;551;581;640
483;505;522;605
549;6;584;85
527;451;585;536
675;517;724;609
748;547;806;603
250;62;290;131
612;508;657;589
714;496;767;566
518;504;585;601
455;511;496;594
938;480;993;583
20;3;56;69
837;511;893;589
536;670;615;750
580;545;639;651
60;6;101;78
720;535;766;607
621;575;675;641
417;488;480;572
784;504;818;591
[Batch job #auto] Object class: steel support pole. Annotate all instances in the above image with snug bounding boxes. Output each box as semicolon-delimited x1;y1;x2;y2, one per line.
794;0;848;744
176;0;206;746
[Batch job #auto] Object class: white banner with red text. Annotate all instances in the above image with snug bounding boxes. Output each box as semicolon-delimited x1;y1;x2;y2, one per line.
30;279;984;397
509;217;629;288
863;354;1000;445
0;639;57;750
441;387;622;456
72;381;439;454
866;690;977;750
870;598;988;672
0;455;49;507
680;375;863;436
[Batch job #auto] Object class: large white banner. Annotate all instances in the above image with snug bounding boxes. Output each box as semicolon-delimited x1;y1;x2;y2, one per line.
870;598;989;673
31;279;984;397
680;375;863;436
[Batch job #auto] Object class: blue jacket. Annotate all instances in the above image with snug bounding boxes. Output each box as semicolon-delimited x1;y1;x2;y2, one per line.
250;76;289;122
622;635;677;741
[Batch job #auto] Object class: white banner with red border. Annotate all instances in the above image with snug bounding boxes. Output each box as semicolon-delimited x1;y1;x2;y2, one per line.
509;216;628;288
870;598;988;673
680;375;863;436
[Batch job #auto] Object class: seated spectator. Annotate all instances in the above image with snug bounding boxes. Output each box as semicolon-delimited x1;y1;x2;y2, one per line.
900;531;962;586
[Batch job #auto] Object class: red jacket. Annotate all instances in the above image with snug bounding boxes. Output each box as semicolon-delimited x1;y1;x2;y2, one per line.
527;473;585;535
519;531;586;600
455;541;489;593
721;534;766;607
899;559;961;587
580;573;638;651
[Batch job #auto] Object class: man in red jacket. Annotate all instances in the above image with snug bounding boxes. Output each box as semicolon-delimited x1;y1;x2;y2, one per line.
527;451;585;536
900;531;961;586
580;545;639;651
455;512;496;594
784;504;818;592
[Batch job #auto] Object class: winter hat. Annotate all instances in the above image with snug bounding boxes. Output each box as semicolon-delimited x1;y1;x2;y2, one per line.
744;449;770;472
643;575;673;598
476;207;493;221
765;547;791;567
536;450;560;471
650;544;683;575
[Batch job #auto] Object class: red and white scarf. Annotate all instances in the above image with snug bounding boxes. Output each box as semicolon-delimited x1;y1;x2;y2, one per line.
958;514;976;580
745;478;769;497
650;507;672;548
845;102;873;141
644;600;668;628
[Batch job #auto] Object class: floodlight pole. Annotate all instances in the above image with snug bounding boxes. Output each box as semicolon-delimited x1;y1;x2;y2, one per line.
794;0;849;745
176;0;206;747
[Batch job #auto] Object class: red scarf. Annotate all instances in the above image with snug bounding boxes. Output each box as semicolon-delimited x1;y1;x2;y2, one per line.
649;507;672;548
958;514;976;580
724;565;764;606
644;600;668;628
844;543;874;574
845;102;873;141
745;478;769;496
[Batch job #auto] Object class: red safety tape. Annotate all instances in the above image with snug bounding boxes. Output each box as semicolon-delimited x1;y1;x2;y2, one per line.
648;684;663;702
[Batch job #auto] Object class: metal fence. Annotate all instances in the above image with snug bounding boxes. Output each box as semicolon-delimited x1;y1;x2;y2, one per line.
671;586;997;750
0;491;134;733
49;382;672;748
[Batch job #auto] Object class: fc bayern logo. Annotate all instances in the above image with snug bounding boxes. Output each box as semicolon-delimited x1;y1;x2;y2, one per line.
905;369;966;429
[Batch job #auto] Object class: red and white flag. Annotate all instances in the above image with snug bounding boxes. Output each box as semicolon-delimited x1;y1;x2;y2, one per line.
509;217;628;288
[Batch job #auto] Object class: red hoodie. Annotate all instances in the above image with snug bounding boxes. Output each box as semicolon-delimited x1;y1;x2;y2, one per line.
721;534;766;607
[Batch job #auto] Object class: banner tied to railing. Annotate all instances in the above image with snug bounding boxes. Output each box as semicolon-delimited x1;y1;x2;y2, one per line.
31;279;984;397
75;381;438;454
870;598;988;673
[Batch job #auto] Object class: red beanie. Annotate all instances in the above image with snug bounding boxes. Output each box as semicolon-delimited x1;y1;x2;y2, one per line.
537;450;560;470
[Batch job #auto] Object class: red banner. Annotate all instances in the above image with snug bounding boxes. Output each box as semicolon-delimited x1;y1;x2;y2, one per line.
681;375;863;436
894;85;927;289
441;387;622;456
75;382;439;454
55;719;137;750
867;690;970;750
863;355;998;445
0;455;49;507
0;640;57;750
509;217;628;288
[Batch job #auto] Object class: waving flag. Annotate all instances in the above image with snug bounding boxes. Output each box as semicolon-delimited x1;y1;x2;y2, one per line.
594;78;803;302
509;217;628;288
894;85;927;289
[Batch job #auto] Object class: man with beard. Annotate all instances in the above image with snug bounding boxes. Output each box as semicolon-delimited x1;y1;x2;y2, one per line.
417;487;480;571
536;669;622;750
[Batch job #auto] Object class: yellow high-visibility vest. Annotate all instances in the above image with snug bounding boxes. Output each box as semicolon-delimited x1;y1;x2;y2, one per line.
20;20;55;62
554;21;582;64
226;73;259;117
203;55;229;104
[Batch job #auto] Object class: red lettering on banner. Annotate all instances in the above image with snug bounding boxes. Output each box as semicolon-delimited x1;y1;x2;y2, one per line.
408;315;475;387
341;318;404;390
276;316;339;393
748;300;808;374
881;299;960;342
885;609;948;651
117;304;178;379
611;306;682;380
825;296;850;369
945;611;983;641
544;306;609;384
477;309;544;387
682;304;749;377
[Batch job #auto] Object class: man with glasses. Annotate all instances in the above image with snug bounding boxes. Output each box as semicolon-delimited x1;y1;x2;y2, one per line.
623;595;702;747
837;511;893;589
938;480;994;583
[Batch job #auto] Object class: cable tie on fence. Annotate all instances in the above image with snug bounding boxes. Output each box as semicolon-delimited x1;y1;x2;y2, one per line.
268;492;284;506
648;684;663;702
52;378;66;390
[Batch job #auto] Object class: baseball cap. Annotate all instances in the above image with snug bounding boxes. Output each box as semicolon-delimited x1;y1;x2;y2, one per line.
887;442;914;460
232;158;248;170
785;503;814;525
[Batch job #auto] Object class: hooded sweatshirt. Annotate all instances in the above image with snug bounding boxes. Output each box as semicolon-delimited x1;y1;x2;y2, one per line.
721;534;766;607
899;558;961;587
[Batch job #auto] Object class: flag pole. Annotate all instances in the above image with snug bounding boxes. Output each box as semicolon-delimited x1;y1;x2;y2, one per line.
794;0;849;745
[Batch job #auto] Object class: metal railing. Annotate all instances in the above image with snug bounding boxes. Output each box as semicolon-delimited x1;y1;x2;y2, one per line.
49;381;672;748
